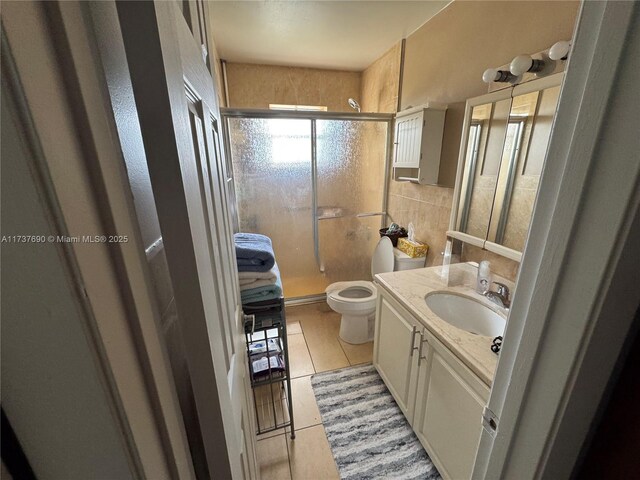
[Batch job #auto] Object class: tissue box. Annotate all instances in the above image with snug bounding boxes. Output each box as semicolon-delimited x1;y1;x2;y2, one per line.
397;237;428;258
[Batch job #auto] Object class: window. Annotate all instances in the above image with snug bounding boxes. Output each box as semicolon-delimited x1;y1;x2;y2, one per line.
268;104;327;112
268;119;311;164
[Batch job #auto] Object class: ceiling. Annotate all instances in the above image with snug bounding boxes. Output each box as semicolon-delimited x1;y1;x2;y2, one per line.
209;1;451;71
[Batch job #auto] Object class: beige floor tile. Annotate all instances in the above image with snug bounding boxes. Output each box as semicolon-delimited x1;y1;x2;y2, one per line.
257;434;292;480
256;392;290;432
287;334;315;378
287;425;339;480
253;382;287;406
339;338;373;366
286;320;303;335
258;426;292;440
298;310;349;373
291;376;322;430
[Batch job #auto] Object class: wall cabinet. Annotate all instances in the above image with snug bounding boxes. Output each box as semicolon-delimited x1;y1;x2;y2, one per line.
373;288;489;480
392;106;446;185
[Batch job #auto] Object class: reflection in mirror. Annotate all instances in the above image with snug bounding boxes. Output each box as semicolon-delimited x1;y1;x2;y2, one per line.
491;86;561;251
458;98;512;240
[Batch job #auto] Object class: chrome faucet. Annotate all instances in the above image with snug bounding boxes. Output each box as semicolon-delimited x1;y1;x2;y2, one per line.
484;282;511;309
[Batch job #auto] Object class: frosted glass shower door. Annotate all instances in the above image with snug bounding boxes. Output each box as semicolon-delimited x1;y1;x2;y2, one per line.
316;120;388;286
227;115;390;299
228;118;321;298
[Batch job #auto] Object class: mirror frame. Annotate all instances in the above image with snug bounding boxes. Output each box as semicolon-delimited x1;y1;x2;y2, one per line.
448;73;565;262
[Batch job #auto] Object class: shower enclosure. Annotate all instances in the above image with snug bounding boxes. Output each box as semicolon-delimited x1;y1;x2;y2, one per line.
222;109;393;300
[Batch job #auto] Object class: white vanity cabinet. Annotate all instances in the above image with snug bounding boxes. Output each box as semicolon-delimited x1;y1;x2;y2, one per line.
373;287;490;480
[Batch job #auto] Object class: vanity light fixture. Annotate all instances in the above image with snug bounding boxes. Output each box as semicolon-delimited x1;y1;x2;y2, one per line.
482;68;518;84
549;40;572;60
509;54;546;76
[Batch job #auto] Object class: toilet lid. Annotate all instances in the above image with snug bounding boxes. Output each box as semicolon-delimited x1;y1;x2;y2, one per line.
371;236;395;276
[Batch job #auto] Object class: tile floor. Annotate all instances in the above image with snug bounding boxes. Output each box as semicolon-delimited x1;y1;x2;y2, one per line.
255;302;373;480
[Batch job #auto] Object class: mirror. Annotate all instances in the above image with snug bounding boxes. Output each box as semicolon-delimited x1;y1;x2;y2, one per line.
488;85;561;251
458;97;512;241
451;74;563;260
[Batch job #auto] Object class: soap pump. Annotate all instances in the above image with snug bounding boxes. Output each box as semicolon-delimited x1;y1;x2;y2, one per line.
477;261;492;294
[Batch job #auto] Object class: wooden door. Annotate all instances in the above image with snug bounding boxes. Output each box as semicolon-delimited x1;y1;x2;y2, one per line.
117;2;256;478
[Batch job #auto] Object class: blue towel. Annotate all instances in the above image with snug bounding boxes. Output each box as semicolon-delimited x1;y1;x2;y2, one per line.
241;262;283;304
234;233;276;272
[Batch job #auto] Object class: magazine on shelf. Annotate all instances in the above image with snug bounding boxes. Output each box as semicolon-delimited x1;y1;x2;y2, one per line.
250;352;285;379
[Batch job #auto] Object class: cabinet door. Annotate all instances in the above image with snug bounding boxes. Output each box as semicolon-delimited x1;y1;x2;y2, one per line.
374;295;420;418
393;111;423;168
414;337;489;480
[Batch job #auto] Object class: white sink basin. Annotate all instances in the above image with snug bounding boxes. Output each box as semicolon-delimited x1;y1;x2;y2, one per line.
425;291;506;337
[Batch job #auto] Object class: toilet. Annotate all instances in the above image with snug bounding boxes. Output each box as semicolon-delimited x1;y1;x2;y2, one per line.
326;237;426;344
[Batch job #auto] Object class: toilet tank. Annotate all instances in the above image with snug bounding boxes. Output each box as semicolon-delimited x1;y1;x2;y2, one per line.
393;248;426;271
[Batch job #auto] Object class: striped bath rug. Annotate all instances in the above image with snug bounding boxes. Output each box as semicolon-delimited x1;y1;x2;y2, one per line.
311;363;441;480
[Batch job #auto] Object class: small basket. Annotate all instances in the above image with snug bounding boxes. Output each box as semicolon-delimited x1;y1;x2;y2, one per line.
379;227;408;247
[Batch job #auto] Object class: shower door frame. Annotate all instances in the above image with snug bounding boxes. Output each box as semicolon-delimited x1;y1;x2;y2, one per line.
221;108;394;302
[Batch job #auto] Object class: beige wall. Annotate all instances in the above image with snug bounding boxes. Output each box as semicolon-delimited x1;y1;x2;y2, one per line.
386;0;579;276
360;42;454;267
461;244;520;281
361;42;402;114
225;63;361;111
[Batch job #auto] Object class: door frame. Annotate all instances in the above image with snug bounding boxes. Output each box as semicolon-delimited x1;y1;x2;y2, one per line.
473;1;640;478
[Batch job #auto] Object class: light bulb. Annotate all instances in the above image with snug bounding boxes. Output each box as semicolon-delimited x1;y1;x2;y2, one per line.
482;68;499;83
510;55;534;76
482;68;518;84
549;40;571;60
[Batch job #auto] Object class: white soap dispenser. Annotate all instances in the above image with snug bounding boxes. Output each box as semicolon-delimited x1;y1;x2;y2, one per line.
477;260;492;294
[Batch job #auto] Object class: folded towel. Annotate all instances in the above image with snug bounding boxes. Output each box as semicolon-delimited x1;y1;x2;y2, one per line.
234;233;276;272
241;285;283;304
241;264;283;304
239;263;279;291
238;265;278;287
241;283;283;305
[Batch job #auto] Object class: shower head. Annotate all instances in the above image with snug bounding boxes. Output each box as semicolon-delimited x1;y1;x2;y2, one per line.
348;98;361;113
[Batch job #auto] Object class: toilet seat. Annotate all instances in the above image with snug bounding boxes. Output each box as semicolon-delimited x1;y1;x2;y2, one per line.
325;281;376;304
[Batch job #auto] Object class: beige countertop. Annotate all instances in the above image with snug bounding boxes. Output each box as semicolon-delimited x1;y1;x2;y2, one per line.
375;262;513;386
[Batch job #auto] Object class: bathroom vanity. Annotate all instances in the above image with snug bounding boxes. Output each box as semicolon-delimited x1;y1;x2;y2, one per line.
373;263;510;480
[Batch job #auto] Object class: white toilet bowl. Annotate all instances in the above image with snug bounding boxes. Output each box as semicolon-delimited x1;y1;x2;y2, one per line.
325;236;426;344
326;281;377;344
